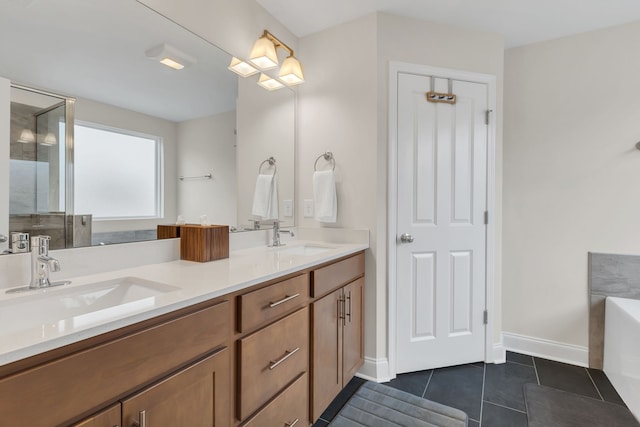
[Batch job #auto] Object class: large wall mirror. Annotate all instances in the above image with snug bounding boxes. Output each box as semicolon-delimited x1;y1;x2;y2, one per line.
0;0;295;254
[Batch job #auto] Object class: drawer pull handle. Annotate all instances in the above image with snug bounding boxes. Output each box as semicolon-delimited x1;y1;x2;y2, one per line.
269;347;300;370
269;293;300;308
132;410;146;427
285;419;300;427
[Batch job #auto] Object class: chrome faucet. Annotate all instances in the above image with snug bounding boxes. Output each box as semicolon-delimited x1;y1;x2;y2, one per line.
271;221;294;247
30;235;61;289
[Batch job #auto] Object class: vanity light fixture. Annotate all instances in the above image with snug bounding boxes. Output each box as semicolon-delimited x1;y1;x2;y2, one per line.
228;57;259;77
17;128;36;143
257;73;285;91
145;43;196;70
278;55;304;86
229;29;305;90
249;33;279;69
39;132;57;146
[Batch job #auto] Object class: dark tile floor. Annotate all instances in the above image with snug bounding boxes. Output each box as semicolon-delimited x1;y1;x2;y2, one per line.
312;351;626;426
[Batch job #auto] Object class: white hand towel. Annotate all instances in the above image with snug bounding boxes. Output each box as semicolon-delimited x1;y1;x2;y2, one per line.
313;170;337;223
251;174;279;220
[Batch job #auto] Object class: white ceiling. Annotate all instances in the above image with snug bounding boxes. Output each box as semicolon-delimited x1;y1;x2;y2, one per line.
0;0;237;122
256;0;640;48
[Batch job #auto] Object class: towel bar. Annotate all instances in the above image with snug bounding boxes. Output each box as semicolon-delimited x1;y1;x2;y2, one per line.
179;173;213;181
314;152;335;171
258;157;277;175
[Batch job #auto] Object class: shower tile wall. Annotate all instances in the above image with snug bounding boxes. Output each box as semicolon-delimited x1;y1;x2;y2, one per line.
10;103;39;213
9;214;66;250
588;252;640;368
10;103;37;161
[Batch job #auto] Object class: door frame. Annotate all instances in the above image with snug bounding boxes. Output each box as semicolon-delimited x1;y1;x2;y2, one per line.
387;61;497;378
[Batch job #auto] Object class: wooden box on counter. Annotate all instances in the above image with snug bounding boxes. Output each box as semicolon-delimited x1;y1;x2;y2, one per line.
180;225;229;262
157;224;181;239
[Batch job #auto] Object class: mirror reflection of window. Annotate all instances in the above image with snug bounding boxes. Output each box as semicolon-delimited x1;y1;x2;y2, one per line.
74;122;162;219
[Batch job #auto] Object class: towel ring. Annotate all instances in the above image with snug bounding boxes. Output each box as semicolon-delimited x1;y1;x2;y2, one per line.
314;152;335;171
258;156;277;175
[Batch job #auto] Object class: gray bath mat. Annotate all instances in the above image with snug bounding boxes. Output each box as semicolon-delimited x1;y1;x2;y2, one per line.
328;381;468;427
524;383;639;427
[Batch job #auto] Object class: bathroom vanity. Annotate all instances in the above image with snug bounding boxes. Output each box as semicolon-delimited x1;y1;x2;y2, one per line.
0;242;366;426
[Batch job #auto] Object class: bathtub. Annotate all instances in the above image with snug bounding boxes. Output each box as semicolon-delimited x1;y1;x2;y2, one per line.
604;296;640;420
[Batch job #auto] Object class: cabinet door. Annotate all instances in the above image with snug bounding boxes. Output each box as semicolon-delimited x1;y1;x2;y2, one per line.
343;278;364;385
311;288;343;422
72;404;121;427
122;347;230;427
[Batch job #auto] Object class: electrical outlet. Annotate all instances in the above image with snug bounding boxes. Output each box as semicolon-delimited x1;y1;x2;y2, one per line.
283;199;293;217
303;199;314;217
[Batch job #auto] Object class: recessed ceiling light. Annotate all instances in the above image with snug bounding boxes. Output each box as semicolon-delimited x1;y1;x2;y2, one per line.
146;43;196;70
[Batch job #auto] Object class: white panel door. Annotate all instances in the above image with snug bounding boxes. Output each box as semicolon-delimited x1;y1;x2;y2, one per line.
396;72;488;373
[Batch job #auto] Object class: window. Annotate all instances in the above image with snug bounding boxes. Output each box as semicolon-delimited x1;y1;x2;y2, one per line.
74;122;162;219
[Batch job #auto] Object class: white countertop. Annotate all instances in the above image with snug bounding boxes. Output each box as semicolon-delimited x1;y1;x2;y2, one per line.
0;240;368;367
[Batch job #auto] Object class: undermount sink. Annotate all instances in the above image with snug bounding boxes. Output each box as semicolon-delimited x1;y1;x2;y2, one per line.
274;244;335;256
0;277;180;336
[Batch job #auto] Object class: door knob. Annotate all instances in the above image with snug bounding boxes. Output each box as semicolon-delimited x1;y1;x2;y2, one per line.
400;233;414;243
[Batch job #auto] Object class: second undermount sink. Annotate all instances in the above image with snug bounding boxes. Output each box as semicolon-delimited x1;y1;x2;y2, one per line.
0;277;180;336
274;244;335;256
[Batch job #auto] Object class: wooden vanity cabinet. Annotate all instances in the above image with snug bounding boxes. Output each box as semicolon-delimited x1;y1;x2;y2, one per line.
235;273;311;425
1;299;231;427
122;347;230;427
310;253;365;422
72;404;121;427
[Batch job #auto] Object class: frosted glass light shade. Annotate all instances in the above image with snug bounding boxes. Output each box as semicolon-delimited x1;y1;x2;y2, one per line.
228;57;259;77
257;73;284;91
249;36;278;69
279;55;304;85
40;132;57;146
18;128;35;143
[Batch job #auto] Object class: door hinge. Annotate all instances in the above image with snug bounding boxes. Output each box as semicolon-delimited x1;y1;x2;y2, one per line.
484;211;489;225
485;109;492;125
483;310;488;325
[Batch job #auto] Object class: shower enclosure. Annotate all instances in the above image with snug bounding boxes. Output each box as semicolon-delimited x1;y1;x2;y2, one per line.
8;85;88;251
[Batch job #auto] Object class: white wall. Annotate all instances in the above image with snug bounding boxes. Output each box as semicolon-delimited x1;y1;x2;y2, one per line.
298;14;379;364
503;21;640;351
236;77;296;229
75;97;178;234
177;110;237;226
0;77;9;252
298;13;504;376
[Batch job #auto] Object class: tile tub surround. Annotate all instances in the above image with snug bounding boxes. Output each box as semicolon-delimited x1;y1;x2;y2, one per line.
588;252;640;368
313;352;626;427
0;238;368;366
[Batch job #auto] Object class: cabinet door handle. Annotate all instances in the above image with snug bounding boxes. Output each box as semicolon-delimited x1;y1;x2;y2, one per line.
346;290;352;323
132;410;146;427
269;293;300;308
269;347;300;370
338;294;345;326
285;419;300;427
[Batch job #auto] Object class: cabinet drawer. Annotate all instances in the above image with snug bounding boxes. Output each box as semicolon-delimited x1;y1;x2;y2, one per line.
0;300;230;427
312;252;364;297
242;373;308;427
238;306;309;421
238;273;309;333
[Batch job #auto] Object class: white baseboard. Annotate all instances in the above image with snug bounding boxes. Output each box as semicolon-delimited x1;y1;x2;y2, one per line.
503;332;589;367
492;341;506;364
357;357;391;383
